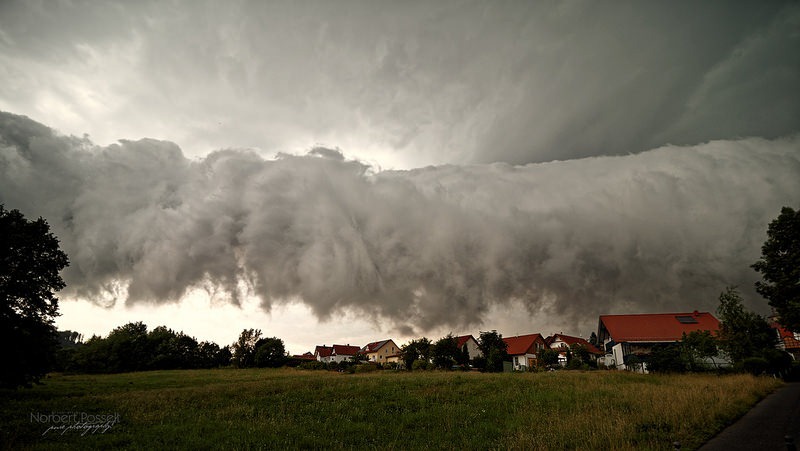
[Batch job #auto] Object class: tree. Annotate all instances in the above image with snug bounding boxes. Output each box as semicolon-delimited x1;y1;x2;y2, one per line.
716;287;778;364
752;206;800;332
232;328;262;368
478;330;509;372
569;344;590;366
680;330;719;372
431;335;459;369
589;332;598;347
539;348;560;367
105;321;150;372
253;337;287;368
400;338;431;371
0;206;69;388
646;344;685;373
456;343;471;367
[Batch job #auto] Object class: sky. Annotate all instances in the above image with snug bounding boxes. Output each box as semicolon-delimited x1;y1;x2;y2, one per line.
1;1;799;354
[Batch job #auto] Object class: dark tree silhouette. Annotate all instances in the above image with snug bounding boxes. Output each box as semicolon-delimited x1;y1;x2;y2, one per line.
0;205;69;388
752;206;800;332
477;330;509;373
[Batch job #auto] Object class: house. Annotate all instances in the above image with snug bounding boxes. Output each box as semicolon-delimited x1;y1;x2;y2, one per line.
545;334;603;366
314;344;361;363
314;345;333;363
361;339;400;364
597;311;723;373
455;335;483;361
503;333;547;371
293;352;316;361
770;321;800;360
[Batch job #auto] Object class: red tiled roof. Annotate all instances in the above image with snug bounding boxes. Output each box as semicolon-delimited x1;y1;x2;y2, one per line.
600;311;720;342
361;339;392;353
332;345;360;356
455;335;476;348
503;334;545;356
293;352;316;360
550;334;603;355
771;323;800;351
314;345;333;357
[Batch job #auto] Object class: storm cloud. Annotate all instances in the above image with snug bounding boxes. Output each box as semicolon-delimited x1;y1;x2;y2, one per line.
2;112;797;334
0;1;797;168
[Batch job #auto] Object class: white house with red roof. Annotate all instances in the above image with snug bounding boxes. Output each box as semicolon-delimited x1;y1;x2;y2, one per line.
597;311;723;372
455;334;482;361
545;334;603;366
503;333;547;371
314;344;361;363
770;320;800;360
361;339;400;364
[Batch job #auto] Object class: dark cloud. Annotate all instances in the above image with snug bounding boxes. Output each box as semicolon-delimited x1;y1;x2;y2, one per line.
1;1;796;167
2;112;798;334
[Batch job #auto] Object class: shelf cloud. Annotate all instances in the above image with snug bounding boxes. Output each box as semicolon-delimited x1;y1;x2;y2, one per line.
2;112;798;334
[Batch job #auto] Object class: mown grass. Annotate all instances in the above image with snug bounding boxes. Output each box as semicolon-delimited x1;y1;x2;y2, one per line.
0;369;782;450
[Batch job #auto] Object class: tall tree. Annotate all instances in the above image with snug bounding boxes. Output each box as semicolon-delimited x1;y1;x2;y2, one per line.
431;335;459;370
680;330;719;372
716;287;777;364
400;337;431;370
0;206;69;388
478;330;509;373
253;337;287;368
752;206;800;332
232;328;262;368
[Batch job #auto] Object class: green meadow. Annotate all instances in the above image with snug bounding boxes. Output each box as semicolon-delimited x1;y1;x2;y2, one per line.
0;369;781;450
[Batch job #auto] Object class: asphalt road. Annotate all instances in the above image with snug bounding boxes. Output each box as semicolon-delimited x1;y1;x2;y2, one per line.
699;382;800;451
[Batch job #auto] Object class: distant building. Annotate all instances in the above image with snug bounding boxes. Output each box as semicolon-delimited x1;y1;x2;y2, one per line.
455;335;482;361
314;344;360;363
597;311;725;373
770;320;800;360
293;352;316;361
503;333;547;371
545;334;603;366
361;339;400;364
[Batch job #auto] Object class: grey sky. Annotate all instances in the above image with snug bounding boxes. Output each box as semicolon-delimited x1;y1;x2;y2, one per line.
0;1;798;350
1;1;797;168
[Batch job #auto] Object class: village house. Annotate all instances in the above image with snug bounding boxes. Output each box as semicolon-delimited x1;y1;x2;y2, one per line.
770;320;800;360
503;333;547;371
292;352;316;361
597;311;724;373
361;339;401;364
545;333;603;366
314;344;360;363
455;334;483;361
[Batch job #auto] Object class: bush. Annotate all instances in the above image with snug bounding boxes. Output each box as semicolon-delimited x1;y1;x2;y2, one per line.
740;357;769;375
412;360;431;371
353;363;380;373
299;361;326;371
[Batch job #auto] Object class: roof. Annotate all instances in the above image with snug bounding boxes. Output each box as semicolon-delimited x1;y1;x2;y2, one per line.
361;339;392;353
332;345;360;356
771;322;800;351
600;311;720;342
503;334;544;356
455;335;477;348
293;352;316;360
314;345;333;358
549;334;603;355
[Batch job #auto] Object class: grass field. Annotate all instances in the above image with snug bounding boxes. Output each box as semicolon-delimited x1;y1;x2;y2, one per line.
0;369;782;450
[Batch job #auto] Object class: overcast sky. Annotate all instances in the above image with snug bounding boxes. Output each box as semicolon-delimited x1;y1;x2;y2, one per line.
1;1;799;353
